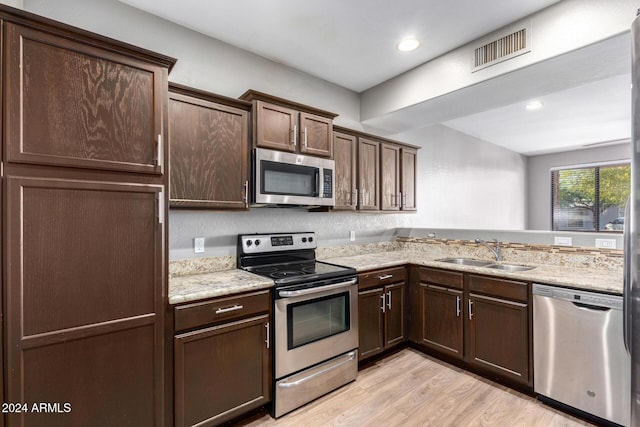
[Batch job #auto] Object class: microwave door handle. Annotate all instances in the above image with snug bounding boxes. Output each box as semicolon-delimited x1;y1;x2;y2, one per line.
315;170;320;196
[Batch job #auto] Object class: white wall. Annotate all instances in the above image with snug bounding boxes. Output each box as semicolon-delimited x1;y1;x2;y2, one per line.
393;125;527;230
1;0;23;8
23;0;362;129
23;0;530;259
527;143;631;230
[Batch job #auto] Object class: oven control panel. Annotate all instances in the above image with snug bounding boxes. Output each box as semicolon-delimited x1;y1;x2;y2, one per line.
240;232;316;254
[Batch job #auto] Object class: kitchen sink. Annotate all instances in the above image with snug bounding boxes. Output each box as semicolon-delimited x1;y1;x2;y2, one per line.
485;263;535;272
436;258;494;267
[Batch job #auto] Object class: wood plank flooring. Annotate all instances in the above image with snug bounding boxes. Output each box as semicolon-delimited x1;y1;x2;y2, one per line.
239;348;597;427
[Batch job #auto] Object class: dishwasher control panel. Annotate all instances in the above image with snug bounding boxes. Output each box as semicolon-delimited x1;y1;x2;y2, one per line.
533;283;622;310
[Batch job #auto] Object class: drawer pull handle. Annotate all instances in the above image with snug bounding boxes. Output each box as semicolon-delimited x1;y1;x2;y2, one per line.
378;274;393;280
215;304;244;314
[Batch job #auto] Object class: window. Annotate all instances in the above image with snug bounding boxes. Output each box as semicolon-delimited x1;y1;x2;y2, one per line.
551;162;630;232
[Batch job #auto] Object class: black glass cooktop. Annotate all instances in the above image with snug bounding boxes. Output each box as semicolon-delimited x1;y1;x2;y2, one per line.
245;261;356;286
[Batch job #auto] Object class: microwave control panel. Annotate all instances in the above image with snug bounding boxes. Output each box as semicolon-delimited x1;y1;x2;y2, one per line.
323;169;333;198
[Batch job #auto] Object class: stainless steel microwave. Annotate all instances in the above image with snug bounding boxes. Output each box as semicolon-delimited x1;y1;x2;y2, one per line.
253;148;335;207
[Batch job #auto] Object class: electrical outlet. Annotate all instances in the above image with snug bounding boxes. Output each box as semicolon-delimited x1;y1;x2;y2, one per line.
554;236;572;246
595;238;616;249
194;237;205;253
349;231;356;242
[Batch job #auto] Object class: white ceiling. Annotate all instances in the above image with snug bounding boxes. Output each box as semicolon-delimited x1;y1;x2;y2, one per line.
120;0;630;156
119;0;561;92
444;74;631;156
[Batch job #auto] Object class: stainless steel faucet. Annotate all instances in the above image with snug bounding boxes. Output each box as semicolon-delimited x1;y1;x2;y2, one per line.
475;238;502;261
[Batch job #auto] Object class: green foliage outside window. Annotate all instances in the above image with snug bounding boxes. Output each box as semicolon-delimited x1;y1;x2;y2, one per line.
552;163;630;232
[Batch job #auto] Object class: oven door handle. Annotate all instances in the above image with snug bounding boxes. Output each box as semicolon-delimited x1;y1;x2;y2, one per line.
277;351;357;388
278;278;357;297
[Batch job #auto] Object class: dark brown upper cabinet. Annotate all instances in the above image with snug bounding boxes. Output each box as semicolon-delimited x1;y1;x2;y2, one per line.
333;126;419;213
401;147;418;211
4;22;169;175
358;137;380;210
240;90;337;158
169;84;251;209
332;131;357;210
380;143;400;211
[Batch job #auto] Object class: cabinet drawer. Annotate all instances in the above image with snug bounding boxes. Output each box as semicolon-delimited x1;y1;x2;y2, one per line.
468;275;528;302
175;290;270;332
419;267;463;290
359;266;406;290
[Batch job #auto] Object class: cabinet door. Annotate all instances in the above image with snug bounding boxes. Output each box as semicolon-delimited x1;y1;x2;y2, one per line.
380;143;400;211
401;148;417;211
333;131;357;210
357;137;380;210
5;23;166;174
467;293;530;385
358;288;384;360
300;112;332;157
254;101;298;152
174;314;271;427
384;283;405;347
169;93;249;209
5;176;164;427
419;284;464;359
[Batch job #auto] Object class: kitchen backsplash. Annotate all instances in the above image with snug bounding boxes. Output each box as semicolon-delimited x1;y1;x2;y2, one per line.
396;237;623;272
170;235;623;277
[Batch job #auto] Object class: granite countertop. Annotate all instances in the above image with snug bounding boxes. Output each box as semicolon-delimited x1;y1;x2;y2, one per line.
169;250;622;305
321;250;623;295
169;269;273;305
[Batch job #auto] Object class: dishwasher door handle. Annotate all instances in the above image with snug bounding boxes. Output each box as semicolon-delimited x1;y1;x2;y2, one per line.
572;302;611;312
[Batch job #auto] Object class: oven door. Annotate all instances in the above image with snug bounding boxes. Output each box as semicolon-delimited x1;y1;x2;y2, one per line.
274;277;358;379
254;148;334;206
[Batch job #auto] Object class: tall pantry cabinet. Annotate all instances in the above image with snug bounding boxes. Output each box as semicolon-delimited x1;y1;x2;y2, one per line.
1;8;175;427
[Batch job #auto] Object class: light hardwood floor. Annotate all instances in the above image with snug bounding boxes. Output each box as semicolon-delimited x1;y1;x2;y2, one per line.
239;348;597;427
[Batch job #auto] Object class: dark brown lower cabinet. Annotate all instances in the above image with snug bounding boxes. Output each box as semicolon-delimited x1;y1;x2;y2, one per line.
411;267;531;387
173;291;271;427
358;287;385;359
418;284;463;359
358;267;406;361
467;277;530;385
384;283;405;347
5;176;165;427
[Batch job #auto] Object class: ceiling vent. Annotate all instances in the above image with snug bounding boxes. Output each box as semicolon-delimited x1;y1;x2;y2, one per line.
473;24;531;72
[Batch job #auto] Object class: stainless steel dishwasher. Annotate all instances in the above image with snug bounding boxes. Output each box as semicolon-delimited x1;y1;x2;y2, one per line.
533;283;630;427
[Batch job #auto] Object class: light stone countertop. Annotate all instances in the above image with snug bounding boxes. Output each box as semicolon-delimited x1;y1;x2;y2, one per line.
169;269;273;305
169;249;623;305
321;250;623;295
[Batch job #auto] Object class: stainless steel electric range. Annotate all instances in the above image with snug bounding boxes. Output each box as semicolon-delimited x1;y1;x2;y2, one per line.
237;232;358;418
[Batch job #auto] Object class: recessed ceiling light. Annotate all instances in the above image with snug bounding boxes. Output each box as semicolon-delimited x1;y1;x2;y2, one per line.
526;100;544;110
398;38;420;52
